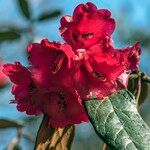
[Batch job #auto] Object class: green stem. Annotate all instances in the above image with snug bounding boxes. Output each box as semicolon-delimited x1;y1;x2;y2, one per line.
136;77;142;110
129;71;150;84
142;75;150;83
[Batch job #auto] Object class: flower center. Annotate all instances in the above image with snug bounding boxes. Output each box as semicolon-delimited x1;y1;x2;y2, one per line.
50;54;65;74
57;92;67;109
29;82;37;93
51;63;59;72
82;32;94;40
73;31;94;42
93;71;106;81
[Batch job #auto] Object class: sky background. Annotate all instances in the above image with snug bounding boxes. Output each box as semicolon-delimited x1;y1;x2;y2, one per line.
0;0;150;149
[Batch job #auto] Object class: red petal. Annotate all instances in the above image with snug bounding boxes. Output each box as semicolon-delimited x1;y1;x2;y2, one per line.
60;2;115;49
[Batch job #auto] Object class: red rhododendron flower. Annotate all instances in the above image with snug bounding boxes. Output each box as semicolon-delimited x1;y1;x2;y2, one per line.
27;39;76;71
33;67;89;127
3;62;43;115
71;41;141;99
2;2;142;128
43;88;88;128
28;39;67;68
60;2;115;50
116;42;141;70
27;39;89;127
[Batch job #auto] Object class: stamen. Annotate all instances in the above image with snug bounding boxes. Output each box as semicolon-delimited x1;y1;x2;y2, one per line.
93;71;106;81
73;31;80;42
57;92;67;109
82;32;94;40
29;82;37;93
51;63;58;72
73;31;94;42
51;55;65;74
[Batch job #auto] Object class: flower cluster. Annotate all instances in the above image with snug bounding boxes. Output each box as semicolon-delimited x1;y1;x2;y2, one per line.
3;2;141;128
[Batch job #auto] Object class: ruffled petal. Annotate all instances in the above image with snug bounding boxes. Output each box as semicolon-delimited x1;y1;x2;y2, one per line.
44;89;89;128
60;2;115;49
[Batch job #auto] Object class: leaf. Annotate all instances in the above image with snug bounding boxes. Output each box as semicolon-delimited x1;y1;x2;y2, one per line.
84;90;150;150
17;0;31;19
37;10;61;21
0;31;21;42
0;118;24;129
34;116;75;150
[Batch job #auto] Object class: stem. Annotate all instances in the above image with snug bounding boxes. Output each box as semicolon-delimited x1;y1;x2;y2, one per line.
136;77;142;110
102;143;107;150
142;75;150;83
129;71;150;84
34;115;55;150
7;128;22;150
34;115;75;150
22;132;35;142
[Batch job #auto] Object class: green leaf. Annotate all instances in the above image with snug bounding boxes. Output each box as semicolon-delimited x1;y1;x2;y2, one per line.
84;90;150;150
0;31;21;42
17;0;31;19
0;118;24;129
34;116;75;150
37;10;61;21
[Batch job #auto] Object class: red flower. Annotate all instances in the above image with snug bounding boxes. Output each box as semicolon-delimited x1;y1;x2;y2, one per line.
3;2;142;128
29;39;89;127
43;88;88;128
3;62;43;115
27;39;76;89
32;67;89;127
73;42;141;99
116;42;141;71
60;2;115;50
27;39;74;69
